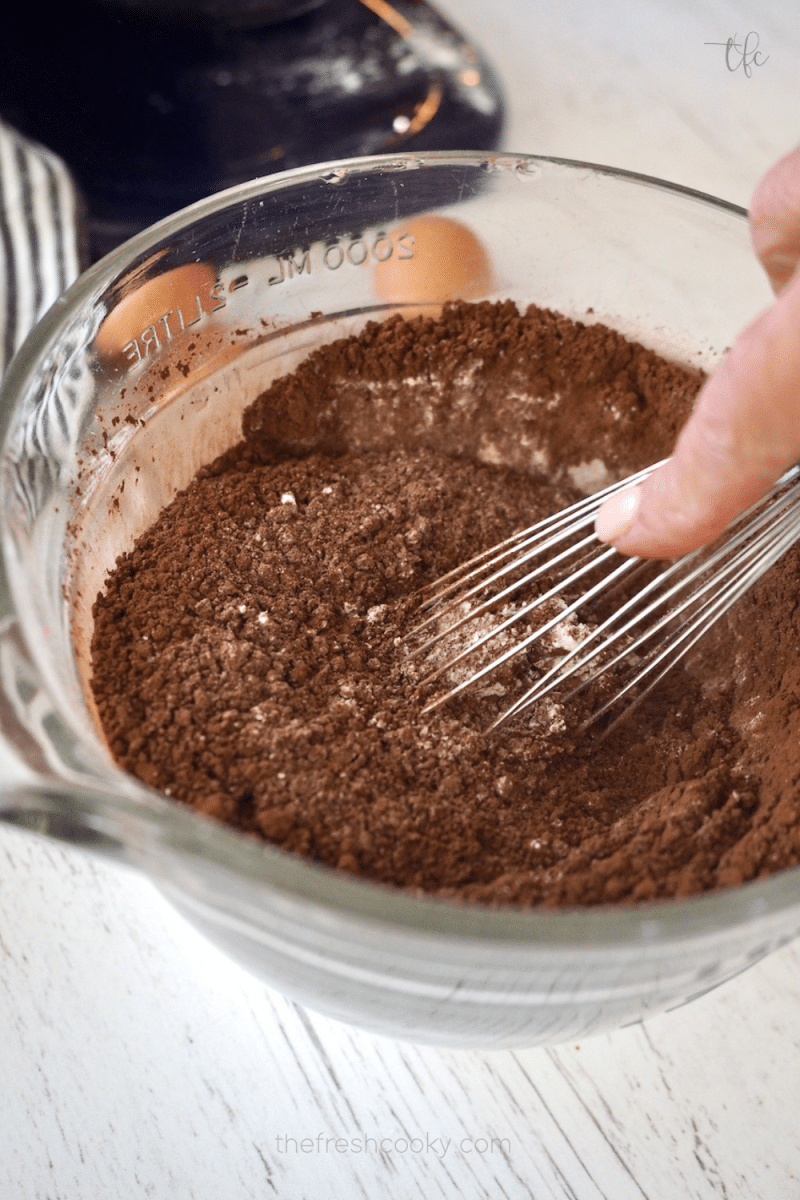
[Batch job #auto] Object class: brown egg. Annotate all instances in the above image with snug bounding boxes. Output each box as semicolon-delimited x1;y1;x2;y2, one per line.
96;262;218;367
373;214;493;315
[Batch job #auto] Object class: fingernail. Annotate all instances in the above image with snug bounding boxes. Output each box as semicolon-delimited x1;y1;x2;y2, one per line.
595;486;641;544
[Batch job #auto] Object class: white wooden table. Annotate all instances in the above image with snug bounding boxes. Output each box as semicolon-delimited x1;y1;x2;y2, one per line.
2;3;799;1196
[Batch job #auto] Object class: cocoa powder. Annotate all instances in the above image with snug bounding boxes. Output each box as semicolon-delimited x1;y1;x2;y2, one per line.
90;301;800;906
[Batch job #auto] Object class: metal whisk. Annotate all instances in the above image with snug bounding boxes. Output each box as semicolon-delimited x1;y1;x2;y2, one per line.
410;461;800;733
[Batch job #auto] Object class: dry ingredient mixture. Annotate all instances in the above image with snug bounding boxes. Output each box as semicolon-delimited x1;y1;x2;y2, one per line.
90;301;800;906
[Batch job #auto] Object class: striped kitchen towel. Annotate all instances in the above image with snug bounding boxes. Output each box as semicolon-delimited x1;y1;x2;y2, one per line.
0;119;81;379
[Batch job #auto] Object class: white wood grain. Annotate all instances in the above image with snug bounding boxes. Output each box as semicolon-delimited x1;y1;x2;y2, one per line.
437;0;800;208
1;826;800;1198
2;2;800;1197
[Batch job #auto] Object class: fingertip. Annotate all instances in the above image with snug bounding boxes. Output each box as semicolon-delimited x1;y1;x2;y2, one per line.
595;462;723;559
594;486;641;546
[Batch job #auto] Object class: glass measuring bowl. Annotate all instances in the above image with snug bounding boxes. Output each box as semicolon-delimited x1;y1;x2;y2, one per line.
1;151;798;1049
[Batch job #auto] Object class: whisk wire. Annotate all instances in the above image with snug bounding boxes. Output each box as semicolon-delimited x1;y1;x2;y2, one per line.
510;488;790;712
420;544;634;711
419;461;662;611
412;461;800;732
584;509;800;734
413;529;597;644
498;471;800;729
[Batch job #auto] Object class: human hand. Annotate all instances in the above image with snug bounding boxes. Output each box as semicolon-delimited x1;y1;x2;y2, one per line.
595;143;800;557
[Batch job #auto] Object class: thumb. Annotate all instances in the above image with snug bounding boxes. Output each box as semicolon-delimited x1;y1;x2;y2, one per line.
595;266;800;558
